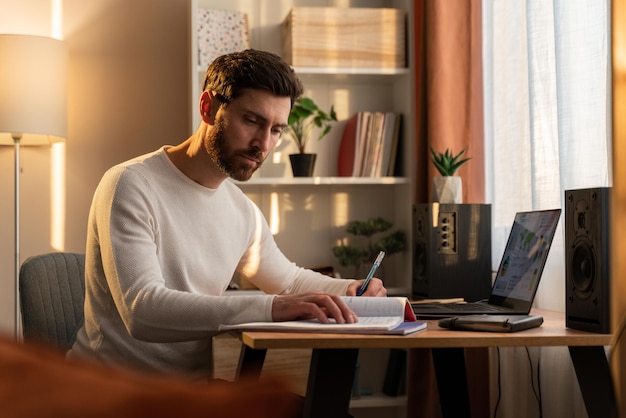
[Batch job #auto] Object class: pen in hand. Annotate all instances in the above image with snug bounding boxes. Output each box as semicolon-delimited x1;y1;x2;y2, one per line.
356;251;385;296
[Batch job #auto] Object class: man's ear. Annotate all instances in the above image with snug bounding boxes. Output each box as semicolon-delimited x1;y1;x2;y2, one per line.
199;91;217;124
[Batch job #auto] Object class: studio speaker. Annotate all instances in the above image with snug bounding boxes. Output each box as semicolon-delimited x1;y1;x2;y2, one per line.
565;187;611;333
412;203;492;302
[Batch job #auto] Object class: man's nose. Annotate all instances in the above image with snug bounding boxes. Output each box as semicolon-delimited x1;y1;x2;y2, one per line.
251;127;274;153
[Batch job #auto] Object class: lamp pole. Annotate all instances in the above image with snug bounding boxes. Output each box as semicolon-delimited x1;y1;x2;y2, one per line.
13;134;21;341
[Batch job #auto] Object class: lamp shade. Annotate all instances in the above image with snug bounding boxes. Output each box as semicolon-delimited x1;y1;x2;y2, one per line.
0;34;68;145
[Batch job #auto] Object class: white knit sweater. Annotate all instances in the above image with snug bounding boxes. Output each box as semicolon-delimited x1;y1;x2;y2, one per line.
69;147;351;377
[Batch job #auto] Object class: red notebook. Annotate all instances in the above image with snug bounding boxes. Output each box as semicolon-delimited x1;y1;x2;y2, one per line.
337;112;361;176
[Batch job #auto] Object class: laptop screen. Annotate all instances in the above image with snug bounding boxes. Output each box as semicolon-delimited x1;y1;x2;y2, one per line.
488;209;561;310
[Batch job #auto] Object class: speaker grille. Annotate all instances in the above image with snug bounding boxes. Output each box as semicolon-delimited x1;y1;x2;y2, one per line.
570;237;595;298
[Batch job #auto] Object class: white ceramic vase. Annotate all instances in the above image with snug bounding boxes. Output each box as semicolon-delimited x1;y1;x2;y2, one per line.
432;176;463;204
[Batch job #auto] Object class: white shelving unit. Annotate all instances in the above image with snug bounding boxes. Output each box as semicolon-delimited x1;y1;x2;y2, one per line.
191;1;414;415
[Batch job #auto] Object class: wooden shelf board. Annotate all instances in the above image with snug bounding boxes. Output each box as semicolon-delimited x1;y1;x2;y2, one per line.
231;177;410;186
349;394;407;408
197;66;409;76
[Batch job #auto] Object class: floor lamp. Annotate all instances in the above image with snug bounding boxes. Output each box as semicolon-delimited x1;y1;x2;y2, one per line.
0;35;68;341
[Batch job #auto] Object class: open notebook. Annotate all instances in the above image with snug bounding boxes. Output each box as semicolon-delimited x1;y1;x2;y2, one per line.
411;209;561;318
220;297;426;335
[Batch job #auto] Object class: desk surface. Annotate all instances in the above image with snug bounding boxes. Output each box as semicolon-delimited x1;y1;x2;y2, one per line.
238;309;612;350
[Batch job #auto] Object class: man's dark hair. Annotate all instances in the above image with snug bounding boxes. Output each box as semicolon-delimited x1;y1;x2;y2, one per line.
202;49;303;108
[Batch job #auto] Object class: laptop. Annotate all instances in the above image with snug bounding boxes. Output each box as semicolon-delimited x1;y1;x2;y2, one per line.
411;209;561;318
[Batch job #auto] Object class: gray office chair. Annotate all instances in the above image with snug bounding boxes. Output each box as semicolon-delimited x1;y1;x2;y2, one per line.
19;252;86;352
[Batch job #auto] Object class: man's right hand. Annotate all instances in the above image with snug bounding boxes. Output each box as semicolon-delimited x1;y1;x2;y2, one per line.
271;292;358;324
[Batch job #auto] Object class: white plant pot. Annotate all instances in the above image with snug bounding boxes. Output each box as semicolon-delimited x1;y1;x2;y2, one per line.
432;176;463;204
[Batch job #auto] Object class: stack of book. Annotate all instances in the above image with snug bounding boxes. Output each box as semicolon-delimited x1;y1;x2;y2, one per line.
337;111;401;177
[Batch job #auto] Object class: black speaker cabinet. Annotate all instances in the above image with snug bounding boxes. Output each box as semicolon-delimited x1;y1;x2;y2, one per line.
412;203;492;302
565;187;611;333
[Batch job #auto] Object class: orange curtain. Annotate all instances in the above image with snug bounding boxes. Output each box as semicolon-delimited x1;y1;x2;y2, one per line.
408;2;488;417
413;0;485;204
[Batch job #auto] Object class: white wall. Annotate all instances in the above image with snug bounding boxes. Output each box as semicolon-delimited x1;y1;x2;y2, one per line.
0;0;190;336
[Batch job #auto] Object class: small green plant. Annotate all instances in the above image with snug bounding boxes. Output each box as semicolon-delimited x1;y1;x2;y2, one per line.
332;217;406;276
430;148;471;176
283;96;338;154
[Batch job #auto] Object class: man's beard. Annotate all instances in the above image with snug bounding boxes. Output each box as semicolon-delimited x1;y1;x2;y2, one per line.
204;118;263;181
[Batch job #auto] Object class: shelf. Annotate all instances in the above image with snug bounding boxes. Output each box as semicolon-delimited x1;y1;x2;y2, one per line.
386;287;411;297
231;177;410;186
226;287;411;297
196;66;409;76
193;3;416;415
350;394;407;409
294;67;409;76
196;65;408;85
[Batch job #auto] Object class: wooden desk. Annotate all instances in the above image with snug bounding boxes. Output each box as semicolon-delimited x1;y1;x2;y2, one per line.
233;309;615;418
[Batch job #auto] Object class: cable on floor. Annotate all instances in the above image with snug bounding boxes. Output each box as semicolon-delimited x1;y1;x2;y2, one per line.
492;347;543;418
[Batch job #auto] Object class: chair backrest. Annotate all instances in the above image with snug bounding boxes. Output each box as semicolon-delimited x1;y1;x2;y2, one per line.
19;252;86;352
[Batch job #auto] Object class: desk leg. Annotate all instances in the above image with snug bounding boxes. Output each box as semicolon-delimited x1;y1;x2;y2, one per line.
432;347;471;418
235;345;267;380
569;346;617;418
303;348;359;418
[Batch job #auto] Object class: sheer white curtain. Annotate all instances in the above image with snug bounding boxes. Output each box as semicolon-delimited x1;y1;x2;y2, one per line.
484;0;611;310
483;1;611;417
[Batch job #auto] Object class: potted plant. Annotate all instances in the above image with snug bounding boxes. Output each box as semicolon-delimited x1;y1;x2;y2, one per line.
282;96;338;177
332;217;406;278
430;148;471;204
